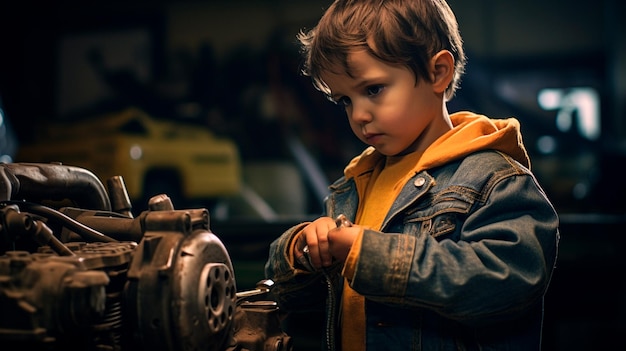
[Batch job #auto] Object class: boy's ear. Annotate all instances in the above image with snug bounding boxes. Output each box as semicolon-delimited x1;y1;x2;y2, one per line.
430;50;454;94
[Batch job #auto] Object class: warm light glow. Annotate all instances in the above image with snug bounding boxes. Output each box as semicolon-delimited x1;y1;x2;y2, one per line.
129;144;143;160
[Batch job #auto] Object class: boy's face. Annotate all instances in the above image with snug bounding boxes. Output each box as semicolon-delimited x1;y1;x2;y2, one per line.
321;50;449;156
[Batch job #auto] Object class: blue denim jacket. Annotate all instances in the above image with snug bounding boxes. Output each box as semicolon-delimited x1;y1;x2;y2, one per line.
265;150;560;350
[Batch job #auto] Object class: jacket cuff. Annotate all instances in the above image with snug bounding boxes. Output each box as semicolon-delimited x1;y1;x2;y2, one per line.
342;227;364;282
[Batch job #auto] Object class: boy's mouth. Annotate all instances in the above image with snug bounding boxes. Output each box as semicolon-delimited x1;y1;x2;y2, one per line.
364;132;383;143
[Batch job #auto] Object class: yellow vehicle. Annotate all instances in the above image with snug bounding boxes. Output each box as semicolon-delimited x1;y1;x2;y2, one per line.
16;107;242;208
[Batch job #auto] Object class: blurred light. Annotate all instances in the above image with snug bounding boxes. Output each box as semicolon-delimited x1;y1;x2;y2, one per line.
537;87;600;140
537;89;562;109
130;144;143;160
0;108;7;154
572;182;589;200
536;135;557;154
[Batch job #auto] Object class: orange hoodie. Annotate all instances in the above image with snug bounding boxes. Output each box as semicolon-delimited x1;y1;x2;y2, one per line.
339;111;530;350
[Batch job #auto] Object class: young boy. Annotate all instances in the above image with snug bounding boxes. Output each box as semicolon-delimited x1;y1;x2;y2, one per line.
264;0;560;350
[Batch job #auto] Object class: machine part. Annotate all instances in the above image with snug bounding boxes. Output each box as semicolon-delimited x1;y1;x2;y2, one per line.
0;162;111;211
107;175;134;218
235;279;274;300
2;204;75;256
334;214;353;228
228;300;292;351
0;242;134;350
0;162;291;351
124;209;237;351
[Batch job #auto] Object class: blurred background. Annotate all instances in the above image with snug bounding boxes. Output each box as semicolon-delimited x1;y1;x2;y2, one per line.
0;0;625;350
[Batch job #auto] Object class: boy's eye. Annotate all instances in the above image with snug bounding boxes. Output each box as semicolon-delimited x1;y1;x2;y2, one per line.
337;96;351;107
367;85;384;96
330;85;382;108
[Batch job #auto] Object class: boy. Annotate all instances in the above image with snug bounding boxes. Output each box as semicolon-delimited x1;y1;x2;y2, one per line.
264;0;560;350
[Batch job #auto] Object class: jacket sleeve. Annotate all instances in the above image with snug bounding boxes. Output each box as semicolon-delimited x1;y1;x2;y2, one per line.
346;172;560;325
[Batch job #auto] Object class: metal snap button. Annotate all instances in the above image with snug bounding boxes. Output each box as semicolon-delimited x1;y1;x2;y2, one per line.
414;177;426;187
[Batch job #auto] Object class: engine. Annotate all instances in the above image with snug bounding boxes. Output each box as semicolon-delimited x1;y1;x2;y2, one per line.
0;162;292;351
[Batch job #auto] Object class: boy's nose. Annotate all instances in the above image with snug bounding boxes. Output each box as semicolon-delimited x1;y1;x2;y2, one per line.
349;103;372;124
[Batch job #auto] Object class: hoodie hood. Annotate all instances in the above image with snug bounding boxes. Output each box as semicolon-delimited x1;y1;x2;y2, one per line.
344;111;530;179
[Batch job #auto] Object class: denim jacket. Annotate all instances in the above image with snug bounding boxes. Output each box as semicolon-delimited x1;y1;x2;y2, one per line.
265;150;560;350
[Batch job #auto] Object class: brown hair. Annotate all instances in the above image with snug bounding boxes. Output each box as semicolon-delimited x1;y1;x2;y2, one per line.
298;0;467;101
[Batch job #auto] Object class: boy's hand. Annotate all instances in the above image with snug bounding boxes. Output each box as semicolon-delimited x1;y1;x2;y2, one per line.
296;217;336;269
294;215;361;269
328;224;361;263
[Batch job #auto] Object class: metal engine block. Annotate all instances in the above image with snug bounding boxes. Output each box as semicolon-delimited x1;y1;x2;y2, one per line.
0;162;291;351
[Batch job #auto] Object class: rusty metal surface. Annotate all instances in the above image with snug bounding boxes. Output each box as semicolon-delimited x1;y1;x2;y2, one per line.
0;162;291;351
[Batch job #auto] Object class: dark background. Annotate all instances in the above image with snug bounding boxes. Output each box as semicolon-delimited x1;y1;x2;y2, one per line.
1;0;625;213
1;1;625;350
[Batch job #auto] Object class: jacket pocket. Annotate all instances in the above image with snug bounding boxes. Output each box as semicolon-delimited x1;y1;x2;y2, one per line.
405;193;473;241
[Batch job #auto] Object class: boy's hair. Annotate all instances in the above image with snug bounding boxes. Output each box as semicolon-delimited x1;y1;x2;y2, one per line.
298;0;467;101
